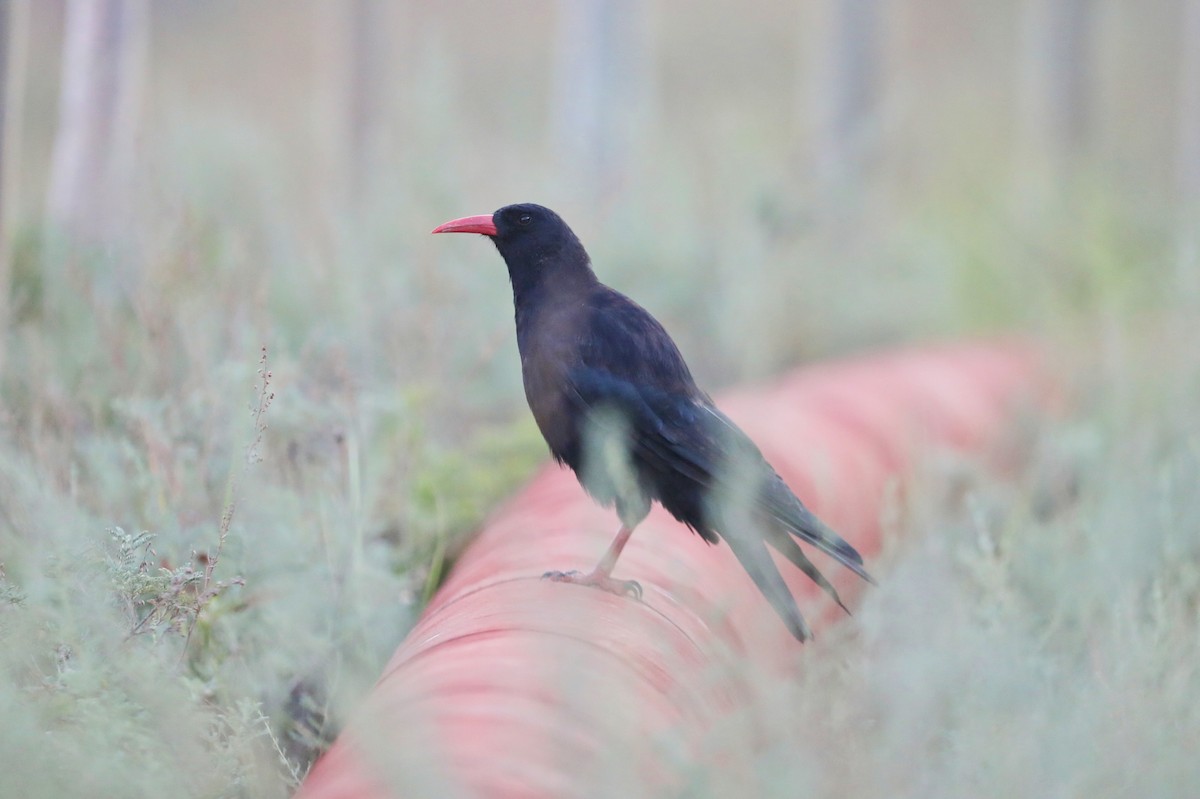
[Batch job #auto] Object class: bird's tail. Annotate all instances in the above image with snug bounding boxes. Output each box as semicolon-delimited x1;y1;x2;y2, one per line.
767;531;852;615
721;529;814;642
762;476;876;586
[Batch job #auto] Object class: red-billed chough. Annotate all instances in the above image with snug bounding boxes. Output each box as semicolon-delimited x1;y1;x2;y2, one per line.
432;203;873;641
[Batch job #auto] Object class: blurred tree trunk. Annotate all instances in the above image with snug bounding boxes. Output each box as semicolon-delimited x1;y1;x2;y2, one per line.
552;0;645;206
1;0;30;372
45;0;148;246
811;0;883;194
323;0;387;210
312;0;392;225
1179;0;1200;211
1176;0;1200;303
346;0;385;207
1017;0;1097;181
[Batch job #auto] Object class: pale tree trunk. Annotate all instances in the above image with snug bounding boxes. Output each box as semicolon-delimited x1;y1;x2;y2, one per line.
1178;0;1200;212
316;0;388;211
45;0;148;246
1017;0;1097;182
552;0;646;206
1;0;30;373
1176;0;1200;303
811;0;883;194
345;0;386;207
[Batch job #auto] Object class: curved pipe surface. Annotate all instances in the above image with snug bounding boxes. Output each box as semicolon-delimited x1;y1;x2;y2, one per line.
297;340;1050;798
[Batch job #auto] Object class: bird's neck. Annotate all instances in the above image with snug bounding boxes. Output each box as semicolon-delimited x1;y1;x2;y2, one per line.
508;259;599;324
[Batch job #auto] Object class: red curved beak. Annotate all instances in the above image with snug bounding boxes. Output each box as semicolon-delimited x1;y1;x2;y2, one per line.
431;214;498;236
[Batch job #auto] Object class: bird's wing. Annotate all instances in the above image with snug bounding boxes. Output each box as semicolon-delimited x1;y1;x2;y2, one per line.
563;367;820;640
564;366;872;582
650;394;873;583
562;365;717;485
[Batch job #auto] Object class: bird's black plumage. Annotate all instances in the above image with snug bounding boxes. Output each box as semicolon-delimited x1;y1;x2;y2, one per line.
434;202;873;642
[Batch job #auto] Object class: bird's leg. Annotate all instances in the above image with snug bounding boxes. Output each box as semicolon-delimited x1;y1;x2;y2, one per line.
543;525;642;599
594;523;634;575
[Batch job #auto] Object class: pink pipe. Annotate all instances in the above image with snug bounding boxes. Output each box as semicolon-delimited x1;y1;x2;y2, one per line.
297;340;1050;798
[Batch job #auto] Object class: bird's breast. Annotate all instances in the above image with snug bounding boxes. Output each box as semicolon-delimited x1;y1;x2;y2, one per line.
521;355;578;463
515;302;589;453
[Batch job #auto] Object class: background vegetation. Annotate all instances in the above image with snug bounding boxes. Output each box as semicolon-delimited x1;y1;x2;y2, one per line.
0;1;1197;796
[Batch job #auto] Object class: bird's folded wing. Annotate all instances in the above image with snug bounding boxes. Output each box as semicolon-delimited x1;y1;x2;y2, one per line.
565;367;873;583
563;366;724;485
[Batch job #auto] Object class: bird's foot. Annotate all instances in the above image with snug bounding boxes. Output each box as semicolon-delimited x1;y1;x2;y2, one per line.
541;569;643;600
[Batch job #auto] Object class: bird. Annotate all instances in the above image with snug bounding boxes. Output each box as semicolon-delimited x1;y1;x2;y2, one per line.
432;203;873;641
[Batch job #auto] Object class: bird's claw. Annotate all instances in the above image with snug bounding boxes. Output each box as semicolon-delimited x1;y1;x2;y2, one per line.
542;569;582;580
541;570;642;600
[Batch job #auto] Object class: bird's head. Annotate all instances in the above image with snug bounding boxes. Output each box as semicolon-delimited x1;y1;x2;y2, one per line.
432;203;594;297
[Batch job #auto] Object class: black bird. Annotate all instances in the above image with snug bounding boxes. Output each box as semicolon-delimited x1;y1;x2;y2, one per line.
432;203;873;641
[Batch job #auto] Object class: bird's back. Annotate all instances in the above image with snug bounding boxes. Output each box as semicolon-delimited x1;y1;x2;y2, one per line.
516;283;700;460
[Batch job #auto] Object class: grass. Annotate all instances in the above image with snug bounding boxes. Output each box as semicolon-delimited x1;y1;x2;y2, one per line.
2;4;1199;796
0;216;550;795
720;327;1200;797
4;176;1195;797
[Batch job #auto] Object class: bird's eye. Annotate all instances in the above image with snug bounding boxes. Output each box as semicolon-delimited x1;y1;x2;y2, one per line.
518;214;532;226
